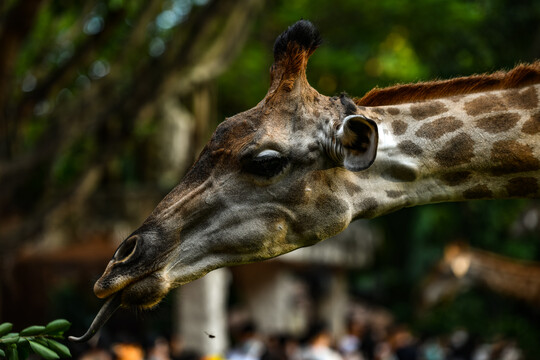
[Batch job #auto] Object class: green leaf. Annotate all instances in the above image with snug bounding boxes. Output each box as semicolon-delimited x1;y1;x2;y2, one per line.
0;348;5;357
34;338;49;347
17;341;30;360
20;325;46;336
29;340;59;360
0;323;13;337
44;319;71;335
45;339;71;358
6;346;18;360
1;333;20;344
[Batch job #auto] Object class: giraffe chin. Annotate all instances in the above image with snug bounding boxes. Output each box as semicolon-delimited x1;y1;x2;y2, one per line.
119;273;170;309
69;274;169;343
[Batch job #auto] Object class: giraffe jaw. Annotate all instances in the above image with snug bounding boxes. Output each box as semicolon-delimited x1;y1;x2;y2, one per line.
94;271;171;308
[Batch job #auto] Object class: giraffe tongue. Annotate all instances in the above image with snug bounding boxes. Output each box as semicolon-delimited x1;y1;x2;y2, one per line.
68;292;122;343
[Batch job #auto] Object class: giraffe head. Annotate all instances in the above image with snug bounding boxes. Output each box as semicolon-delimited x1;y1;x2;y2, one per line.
70;21;379;341
420;242;473;308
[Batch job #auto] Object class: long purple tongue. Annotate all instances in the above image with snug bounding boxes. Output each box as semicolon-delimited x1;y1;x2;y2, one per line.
68;293;122;342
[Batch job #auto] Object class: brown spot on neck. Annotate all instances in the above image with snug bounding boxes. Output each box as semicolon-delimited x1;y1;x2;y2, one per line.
415;116;463;140
386;190;405;198
464;94;506;116
410;101;448;120
434;133;475;167
476;113;520;134
358;197;379;219
391;120;408;135
463;184;493;199
398;140;424;157
490;140;540;176
505;177;539;197
343;179;362;197
384;164;418;182
440;171;472;186
507;86;538;110
387;107;401;115
371;107;386;115
522;111;540;134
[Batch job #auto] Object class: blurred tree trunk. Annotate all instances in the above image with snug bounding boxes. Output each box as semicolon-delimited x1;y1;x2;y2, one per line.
0;0;265;254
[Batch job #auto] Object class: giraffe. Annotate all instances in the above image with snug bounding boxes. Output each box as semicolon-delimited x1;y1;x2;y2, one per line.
70;20;540;341
421;242;540;307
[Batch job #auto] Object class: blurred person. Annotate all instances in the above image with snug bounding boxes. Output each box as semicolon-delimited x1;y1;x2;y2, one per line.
338;317;365;360
147;336;172;360
300;322;343;360
420;337;445;360
284;335;302;360
497;341;523;360
359;325;376;360
373;340;394;360
446;330;475;360
473;338;523;360
387;326;418;360
471;343;491;360
227;321;266;360
168;333;203;360
262;334;297;360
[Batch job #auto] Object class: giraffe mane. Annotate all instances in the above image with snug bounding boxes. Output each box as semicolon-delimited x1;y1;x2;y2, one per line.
355;61;540;106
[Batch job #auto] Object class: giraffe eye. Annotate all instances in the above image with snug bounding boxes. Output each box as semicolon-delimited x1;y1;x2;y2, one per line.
243;149;289;178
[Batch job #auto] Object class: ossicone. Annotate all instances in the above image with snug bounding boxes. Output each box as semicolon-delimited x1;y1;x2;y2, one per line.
273;20;322;62
269;20;322;94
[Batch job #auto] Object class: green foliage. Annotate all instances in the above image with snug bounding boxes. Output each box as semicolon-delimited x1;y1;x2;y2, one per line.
0;320;72;360
218;0;540;118
51;137;97;187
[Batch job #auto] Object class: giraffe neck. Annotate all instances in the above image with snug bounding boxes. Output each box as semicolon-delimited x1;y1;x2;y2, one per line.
348;84;540;219
465;249;540;304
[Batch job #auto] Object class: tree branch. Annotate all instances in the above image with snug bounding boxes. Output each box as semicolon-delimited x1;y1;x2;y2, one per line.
0;0;265;251
12;8;126;128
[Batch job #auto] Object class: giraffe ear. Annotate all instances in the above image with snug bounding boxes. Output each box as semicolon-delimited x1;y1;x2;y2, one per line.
337;115;379;171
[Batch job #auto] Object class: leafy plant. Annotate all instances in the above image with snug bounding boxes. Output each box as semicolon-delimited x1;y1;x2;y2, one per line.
0;320;72;360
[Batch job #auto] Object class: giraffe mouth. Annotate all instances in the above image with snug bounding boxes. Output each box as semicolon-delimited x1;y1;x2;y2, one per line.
70;273;170;343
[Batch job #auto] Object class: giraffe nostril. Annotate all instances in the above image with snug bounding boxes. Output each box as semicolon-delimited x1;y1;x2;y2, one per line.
114;235;138;262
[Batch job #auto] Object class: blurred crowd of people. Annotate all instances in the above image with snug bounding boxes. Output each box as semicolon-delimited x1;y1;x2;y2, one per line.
77;318;523;360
